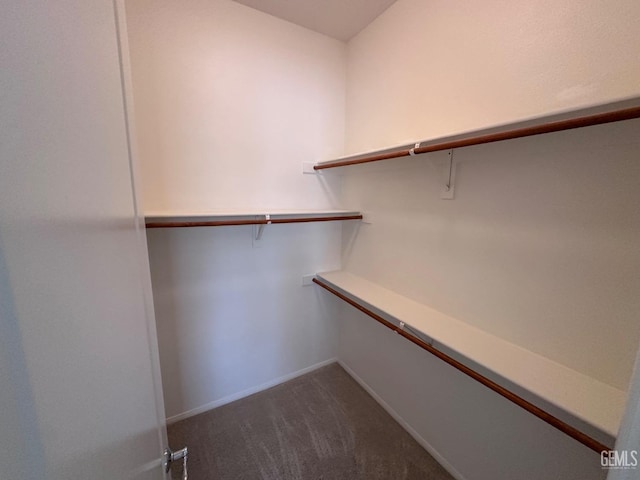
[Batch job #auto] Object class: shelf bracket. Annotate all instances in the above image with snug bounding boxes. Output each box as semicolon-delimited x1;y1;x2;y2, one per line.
256;214;271;240
252;214;271;247
440;148;456;200
303;162;318;174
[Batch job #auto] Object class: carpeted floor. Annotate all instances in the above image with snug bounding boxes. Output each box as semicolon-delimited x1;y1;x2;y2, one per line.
168;363;454;479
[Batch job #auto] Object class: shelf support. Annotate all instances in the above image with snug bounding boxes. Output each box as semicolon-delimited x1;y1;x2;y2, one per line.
255;214;271;241
303;162;318;174
440;149;456;200
253;214;271;247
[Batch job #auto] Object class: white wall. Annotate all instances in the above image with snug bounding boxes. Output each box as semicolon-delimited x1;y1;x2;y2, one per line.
126;0;346;212
609;346;640;480
346;0;640;154
0;1;165;478
338;1;640;479
125;0;347;419
147;223;342;420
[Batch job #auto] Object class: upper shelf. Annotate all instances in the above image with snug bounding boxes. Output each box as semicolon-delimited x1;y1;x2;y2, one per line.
314;270;626;451
145;209;363;228
314;98;640;170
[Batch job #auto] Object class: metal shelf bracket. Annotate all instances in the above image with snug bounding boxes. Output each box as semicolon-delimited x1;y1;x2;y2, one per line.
440;148;456;200
253;214;271;247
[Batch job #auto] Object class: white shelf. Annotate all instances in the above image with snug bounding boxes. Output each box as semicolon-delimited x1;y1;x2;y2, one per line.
145;209;362;228
314;97;640;170
316;270;626;446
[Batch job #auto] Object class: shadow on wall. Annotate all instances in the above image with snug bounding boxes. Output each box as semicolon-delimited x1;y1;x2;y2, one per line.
0;234;47;479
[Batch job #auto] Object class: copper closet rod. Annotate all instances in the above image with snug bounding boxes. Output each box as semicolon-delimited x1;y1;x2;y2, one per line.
312;277;611;454
314;106;640;170
145;214;363;229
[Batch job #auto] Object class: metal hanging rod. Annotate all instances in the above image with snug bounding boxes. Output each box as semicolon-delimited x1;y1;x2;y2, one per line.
145;213;363;229
312;276;612;454
314;104;640;171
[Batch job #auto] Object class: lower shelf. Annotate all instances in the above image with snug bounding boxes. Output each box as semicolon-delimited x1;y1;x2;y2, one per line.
314;270;626;453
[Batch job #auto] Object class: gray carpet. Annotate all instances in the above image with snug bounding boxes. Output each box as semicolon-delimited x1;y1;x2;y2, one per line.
168;363;454;479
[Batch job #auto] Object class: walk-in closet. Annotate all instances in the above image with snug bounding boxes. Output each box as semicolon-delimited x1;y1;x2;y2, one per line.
121;1;640;478
2;1;639;480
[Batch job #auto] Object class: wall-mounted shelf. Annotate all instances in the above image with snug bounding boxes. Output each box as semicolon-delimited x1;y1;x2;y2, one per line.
314;99;640;171
313;270;626;453
145;210;363;228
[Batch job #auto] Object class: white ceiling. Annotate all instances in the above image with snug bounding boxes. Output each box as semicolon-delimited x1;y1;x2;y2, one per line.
232;0;397;42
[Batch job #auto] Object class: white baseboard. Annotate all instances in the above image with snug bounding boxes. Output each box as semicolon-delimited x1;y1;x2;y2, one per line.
166;358;338;425
338;360;467;480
